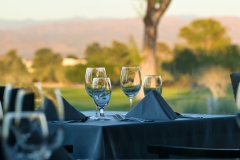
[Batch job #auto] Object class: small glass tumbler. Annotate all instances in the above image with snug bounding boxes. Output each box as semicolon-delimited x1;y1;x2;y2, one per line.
143;75;162;96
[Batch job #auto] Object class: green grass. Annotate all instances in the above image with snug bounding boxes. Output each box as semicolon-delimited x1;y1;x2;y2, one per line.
162;86;236;114
59;85;237;115
60;86;139;111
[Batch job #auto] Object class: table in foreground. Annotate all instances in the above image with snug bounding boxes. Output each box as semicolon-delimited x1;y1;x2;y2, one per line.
49;111;240;159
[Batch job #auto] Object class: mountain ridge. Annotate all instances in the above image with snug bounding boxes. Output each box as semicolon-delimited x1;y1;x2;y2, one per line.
0;16;239;59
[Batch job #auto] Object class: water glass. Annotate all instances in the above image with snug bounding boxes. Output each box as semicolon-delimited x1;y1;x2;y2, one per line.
85;67;107;120
143;75;162;96
93;77;112;120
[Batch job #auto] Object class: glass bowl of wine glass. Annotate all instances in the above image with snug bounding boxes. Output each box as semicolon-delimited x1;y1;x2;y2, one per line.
120;66;142;110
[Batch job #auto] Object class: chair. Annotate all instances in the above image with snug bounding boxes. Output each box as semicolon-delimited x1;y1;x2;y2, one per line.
148;144;240;159
0;86;5;108
230;73;240;101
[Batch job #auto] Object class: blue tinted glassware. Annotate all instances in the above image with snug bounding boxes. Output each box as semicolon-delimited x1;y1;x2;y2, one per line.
92;77;112;120
85;67;107;120
120;67;142;110
143;75;162;96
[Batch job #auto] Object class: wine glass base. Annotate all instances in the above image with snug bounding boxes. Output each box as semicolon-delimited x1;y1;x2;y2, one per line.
89;116;100;120
99;116;111;120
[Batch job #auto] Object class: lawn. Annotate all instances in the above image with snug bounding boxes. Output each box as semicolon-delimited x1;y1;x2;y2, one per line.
60;86;138;111
58;85;237;115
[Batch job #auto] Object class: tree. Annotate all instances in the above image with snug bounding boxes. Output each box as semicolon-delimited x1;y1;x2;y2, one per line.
197;66;230;113
171;48;198;75
197;66;230;98
66;54;78;59
32;48;63;82
179;18;231;52
162;18;233;88
0;49;30;83
139;0;171;98
155;42;174;83
85;43;104;64
64;64;86;83
156;41;171;60
84;40;141;85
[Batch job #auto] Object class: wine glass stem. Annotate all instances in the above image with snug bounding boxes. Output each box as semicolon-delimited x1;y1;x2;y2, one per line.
95;105;98;117
99;108;105;117
129;98;133;110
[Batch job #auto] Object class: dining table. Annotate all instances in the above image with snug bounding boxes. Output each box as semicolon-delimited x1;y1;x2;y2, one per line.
49;111;240;160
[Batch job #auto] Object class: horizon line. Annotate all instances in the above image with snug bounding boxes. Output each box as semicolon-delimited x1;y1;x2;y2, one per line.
1;15;240;22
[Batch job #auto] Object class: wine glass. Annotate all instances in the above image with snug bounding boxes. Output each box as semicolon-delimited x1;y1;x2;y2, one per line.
143;75;162;96
92;77;112;120
2;111;49;160
120;67;142;110
14;85;64;159
85;67;107;120
40;87;65;159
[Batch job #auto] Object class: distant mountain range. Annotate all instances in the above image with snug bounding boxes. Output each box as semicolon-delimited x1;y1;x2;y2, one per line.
0;16;240;59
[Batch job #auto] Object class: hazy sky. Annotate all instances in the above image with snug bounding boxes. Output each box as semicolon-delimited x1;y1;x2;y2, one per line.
0;0;240;21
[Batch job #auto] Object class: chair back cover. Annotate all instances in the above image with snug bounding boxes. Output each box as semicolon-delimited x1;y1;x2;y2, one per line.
0;86;5;110
230;73;240;101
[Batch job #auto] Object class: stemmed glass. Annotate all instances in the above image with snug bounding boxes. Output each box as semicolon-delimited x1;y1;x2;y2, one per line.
85;67;107;120
143;75;162;96
39;87;65;159
92;77;112;120
3;83;64;160
2;111;49;160
120;67;142;110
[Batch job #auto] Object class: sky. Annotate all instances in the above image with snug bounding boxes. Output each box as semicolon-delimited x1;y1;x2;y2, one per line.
0;0;240;21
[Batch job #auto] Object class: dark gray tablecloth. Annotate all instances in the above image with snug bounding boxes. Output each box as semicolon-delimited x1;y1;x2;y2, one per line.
49;111;240;159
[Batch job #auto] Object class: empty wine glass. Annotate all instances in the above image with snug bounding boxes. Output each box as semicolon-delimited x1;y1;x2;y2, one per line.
120;67;142;110
92;77;112;120
143;75;162;96
14;86;64;160
85;67;107;120
2;111;49;160
40;87;65;159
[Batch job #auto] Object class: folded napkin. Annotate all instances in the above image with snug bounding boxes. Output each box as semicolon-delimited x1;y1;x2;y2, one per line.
41;96;87;121
125;90;178;120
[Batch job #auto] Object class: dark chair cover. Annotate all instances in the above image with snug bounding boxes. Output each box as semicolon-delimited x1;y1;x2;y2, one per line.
230;73;240;101
0;86;5;109
6;88;34;112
